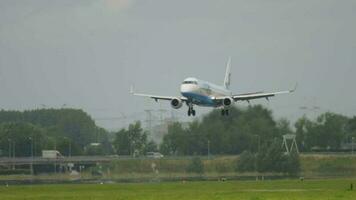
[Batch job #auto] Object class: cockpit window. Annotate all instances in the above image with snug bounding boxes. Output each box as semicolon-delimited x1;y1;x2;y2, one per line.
182;81;198;85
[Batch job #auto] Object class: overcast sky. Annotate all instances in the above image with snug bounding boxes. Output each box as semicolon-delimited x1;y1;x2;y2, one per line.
0;0;355;130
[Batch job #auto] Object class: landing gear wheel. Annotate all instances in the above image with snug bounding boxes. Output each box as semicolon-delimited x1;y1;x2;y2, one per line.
188;106;196;117
221;109;229;116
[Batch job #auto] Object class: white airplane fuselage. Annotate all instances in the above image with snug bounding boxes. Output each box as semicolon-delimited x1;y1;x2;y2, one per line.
180;77;232;107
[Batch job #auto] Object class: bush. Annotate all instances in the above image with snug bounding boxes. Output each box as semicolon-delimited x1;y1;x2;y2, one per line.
236;151;256;172
256;141;281;173
285;152;301;176
186;157;204;174
255;140;301;175
0;169;30;175
215;162;229;173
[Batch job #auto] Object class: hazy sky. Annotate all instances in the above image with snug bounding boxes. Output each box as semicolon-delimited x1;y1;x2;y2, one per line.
1;0;355;130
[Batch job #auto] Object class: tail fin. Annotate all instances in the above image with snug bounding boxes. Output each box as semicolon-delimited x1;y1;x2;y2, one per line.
223;57;231;89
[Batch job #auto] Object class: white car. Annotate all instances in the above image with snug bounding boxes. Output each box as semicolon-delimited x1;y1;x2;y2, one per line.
146;152;164;159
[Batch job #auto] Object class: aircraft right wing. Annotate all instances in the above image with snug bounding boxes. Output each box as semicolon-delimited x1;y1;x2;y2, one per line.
130;86;187;102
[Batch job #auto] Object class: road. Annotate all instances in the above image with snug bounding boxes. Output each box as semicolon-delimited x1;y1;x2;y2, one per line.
0;156;122;165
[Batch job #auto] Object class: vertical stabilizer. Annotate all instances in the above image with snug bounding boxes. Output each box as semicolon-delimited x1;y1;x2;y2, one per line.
224;57;231;89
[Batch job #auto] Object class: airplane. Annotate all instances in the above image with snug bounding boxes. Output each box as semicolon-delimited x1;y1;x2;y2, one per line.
131;58;296;116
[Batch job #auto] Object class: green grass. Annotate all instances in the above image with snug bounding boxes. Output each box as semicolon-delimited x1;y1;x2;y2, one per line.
0;179;355;200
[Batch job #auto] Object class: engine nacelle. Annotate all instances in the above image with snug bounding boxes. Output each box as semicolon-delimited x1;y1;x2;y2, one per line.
223;97;234;107
171;98;183;109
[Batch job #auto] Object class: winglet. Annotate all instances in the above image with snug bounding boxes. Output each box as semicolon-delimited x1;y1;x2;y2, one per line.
290;83;298;93
130;85;135;94
223;57;232;89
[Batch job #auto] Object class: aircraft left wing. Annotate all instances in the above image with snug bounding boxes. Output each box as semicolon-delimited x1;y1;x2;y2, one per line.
232;84;297;102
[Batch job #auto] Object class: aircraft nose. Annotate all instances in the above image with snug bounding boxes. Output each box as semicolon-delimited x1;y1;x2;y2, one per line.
180;84;194;93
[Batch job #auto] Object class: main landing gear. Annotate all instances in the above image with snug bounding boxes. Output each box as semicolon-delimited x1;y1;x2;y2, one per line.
187;106;196;116
221;109;229;116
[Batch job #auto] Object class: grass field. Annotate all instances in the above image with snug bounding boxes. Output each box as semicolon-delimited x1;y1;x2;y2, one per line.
0;179;355;200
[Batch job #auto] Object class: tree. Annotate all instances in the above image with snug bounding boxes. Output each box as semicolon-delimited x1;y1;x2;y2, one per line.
284;151;301;176
145;140;158;153
0;109;112;156
160;122;186;155
113;129;130;155
186;157;204;174
315;113;348;149
277;118;293;135
235;151;256;172
256;139;285;173
255;139;300;175
296;113;348;151
344;116;356;144
0;122;51;157
160;105;286;155
295;115;313;151
113;121;149;156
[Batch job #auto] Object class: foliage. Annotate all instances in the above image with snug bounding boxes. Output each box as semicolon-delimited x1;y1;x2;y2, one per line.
256;139;301;175
160;122;187;155
285;152;301;176
161;105;283;156
295;113;349;151
161;105;275;155
113;121;156;156
235;151;256;172
0;109;112;156
2;104;356;160
161;105;356;155
145;140;158;153
186;157;204;174
256;140;285;173
0;122;51;157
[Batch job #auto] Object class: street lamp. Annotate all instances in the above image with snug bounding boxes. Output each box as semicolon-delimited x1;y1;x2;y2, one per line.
69;140;72;157
254;135;261;152
29;137;34;175
12;141;15;170
65;137;72;157
208;140;210;159
12;141;15;158
7;139;11;158
352;137;355;155
29;137;33;158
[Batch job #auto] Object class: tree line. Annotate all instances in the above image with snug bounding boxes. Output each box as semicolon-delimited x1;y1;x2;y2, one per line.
157;105;356;156
1;105;356;159
0;109;113;157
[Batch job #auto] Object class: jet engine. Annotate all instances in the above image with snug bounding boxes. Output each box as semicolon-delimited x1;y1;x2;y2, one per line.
223;97;234;107
171;98;183;109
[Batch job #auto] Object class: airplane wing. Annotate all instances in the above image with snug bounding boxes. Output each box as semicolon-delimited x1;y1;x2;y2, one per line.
232;84;297;102
130;86;187;102
132;93;188;102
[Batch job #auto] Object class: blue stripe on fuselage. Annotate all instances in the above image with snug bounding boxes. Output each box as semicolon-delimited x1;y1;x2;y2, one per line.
181;92;216;107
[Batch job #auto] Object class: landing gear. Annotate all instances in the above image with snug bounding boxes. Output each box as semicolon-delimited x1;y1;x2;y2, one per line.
221;109;229;116
187;106;196;116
